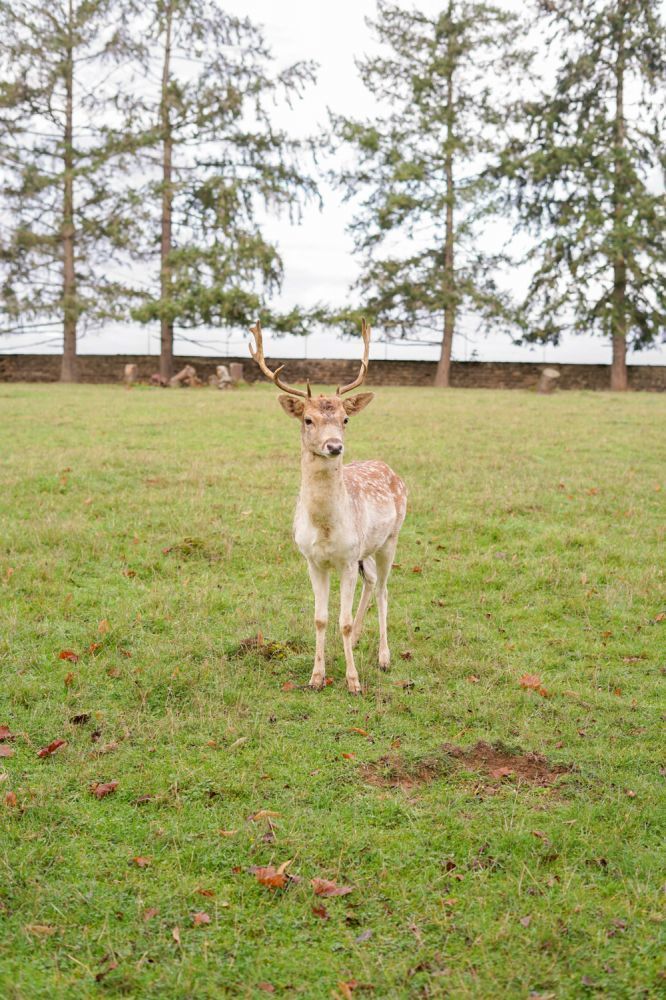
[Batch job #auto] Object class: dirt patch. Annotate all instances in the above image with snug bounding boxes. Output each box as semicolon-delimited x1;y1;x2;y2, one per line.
231;633;306;661
442;741;573;786
360;753;447;790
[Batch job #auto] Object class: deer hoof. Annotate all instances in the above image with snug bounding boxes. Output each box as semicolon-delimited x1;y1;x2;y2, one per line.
378;652;390;671
309;674;325;691
346;677;362;695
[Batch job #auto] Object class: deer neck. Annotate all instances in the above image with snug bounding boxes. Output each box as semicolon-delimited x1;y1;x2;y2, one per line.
299;448;348;529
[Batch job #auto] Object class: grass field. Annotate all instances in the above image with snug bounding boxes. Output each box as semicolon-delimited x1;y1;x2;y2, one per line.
1;383;664;999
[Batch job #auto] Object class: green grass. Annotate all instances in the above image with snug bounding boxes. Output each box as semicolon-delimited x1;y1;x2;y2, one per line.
1;383;665;999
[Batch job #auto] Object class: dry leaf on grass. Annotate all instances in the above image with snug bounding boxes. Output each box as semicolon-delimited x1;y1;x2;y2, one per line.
0;726;16;741
25;924;56;937
311;877;353;898
4;791;18;808
172;926;181;945
58;650;79;663
91;780;118;799
37;739;66;758
519;674;542;689
131;856;151;868
192;911;211;926
0;746;14;758
249;859;296;890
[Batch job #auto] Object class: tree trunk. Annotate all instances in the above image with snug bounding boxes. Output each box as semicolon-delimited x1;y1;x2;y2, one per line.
435;18;455;389
610;2;628;392
60;0;77;383
159;1;174;382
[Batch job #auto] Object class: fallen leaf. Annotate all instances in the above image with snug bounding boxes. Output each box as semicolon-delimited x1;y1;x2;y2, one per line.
132;856;151;868
37;739;67;758
655;612;666;623
349;727;369;737
4;791;17;807
394;680;415;690
172;926;181;945
250;810;280;821
143;908;159;921
532;830;549;840
96;741;119;755
311;877;353;898
227;737;248;751
195;888;215;898
0;726;16;741
94;959;118;983
64;672;75;688
519;915;532;927
390;738;401;749
91;780;118;799
122;568;137;578
324;677;333;686
98;619;110;634
192;911;211;926
312;904;330;920
489;766;514;780
70;713;90;725
250;859;295;890
625;789;637;798
519;674;542;690
257;985;275;994
400;650;413;660
467;675;480;684
0;746;14;758
218;829;237;837
342;753;356;760
88;642;102;654
281;681;296;691
355;929;373;943
58;650;79;663
412;566;422;574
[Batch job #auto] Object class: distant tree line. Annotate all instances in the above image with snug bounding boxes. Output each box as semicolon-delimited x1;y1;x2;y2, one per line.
0;0;664;389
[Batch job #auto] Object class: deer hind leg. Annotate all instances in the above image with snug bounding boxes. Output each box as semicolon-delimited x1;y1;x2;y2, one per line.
307;561;330;690
351;557;376;648
375;536;399;671
340;562;362;694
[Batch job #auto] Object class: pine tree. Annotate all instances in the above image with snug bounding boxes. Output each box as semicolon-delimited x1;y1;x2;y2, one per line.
0;1;141;381
330;1;531;386
129;1;318;381
501;0;666;390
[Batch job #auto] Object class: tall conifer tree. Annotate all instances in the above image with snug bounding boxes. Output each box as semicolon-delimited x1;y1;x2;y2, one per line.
129;1;318;380
0;1;140;381
501;0;666;390
331;1;531;386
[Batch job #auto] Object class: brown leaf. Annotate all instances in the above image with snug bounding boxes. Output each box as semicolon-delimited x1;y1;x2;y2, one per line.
0;726;16;741
172;926;181;945
519;674;543;690
349;727;369;737
625;789;637;798
63;672;75;688
69;713;90;725
4;791;18;808
338;983;354;1000
412;566;423;574
467;675;480;684
218;829;237;837
519;915;532;927
655;612;666;623
532;830;548;840
98;619;110;634
400;650;413;661
281;681;296;691
88;642;102;654
196;888;215;898
143;908;159;921
394;680;415;690
312;904;330;920
257;985;275;994
132;856;151;868
311;877;353;898
91;780;118;799
0;746;14;758
250;859;294;890
342;753;356;760
250;810;280;821
192;911;211;926
37;739;67;758
324;677;333;686
58;650;79;663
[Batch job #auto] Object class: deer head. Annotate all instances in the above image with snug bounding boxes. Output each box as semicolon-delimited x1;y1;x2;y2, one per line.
248;320;374;459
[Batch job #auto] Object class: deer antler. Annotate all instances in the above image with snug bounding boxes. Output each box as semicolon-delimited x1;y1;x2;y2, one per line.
337;318;371;396
248;321;311;399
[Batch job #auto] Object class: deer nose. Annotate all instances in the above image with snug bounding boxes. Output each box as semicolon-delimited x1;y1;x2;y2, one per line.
325;438;343;456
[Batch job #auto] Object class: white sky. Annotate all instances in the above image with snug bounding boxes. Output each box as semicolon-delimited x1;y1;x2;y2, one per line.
5;0;666;365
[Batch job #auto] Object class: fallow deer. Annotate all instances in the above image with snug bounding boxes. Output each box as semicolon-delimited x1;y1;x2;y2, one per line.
248;320;407;694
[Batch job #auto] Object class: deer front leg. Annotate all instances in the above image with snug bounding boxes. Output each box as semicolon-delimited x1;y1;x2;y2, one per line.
340;562;362;694
307;561;330;690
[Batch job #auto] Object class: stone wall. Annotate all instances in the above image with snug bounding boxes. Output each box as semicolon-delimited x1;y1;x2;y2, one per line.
1;353;665;391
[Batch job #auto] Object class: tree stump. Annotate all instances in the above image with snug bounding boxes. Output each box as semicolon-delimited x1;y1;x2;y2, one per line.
215;364;233;390
229;362;243;383
537;368;561;394
123;363;138;387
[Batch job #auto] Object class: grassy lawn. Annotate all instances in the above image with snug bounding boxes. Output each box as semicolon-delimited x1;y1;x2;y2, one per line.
1;383;664;999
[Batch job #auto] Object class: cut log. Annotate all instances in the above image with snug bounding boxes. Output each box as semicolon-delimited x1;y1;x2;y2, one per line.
169;364;201;387
537;368;561;394
229;362;244;383
123;363;138;387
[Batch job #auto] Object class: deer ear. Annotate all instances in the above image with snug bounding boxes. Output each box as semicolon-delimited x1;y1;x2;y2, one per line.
343;392;374;416
278;395;305;419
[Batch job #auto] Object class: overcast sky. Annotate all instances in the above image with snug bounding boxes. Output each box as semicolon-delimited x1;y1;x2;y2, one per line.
5;0;666;365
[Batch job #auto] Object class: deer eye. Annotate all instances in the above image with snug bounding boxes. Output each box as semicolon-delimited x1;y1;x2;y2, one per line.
343;417;349;425
304;418;313;426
